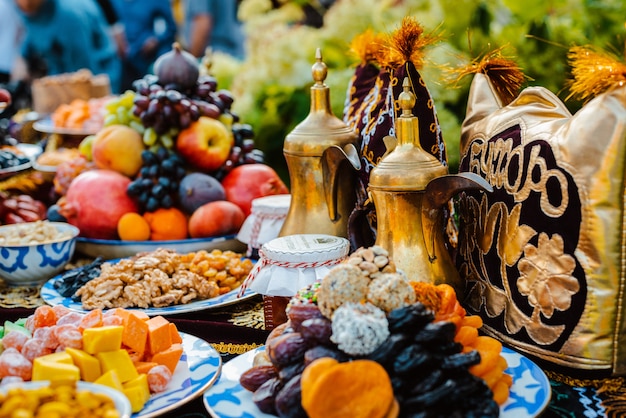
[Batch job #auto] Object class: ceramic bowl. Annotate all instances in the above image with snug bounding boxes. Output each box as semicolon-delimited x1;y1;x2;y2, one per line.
0;221;80;286
0;380;131;418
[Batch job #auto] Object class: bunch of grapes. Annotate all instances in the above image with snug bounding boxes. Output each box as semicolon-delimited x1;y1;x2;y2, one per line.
130;74;239;151
126;147;187;213
102;90;143;133
213;123;266;180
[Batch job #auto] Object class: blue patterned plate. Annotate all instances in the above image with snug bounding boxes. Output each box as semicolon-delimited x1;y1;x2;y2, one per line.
203;346;551;418
139;332;221;417
41;273;257;316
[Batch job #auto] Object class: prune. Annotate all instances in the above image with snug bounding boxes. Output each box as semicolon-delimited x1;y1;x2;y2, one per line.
299;317;332;345
240;365;278;392
252;377;282;415
441;350;481;371
387;302;434;333
303;345;348;365
274;374;307;418
394;344;432;375
266;332;309;367
366;333;409;368
403;378;457;409
413;321;456;344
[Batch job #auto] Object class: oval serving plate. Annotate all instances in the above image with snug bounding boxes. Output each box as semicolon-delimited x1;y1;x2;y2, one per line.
138;332;222;417
0;380;132;418
203;346;551;418
33;117;99;136
75;235;246;260
41;257;258;316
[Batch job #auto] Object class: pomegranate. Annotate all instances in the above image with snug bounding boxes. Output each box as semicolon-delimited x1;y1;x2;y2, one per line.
59;169;139;239
221;164;289;216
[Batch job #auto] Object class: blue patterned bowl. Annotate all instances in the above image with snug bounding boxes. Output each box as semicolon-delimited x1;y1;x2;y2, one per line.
0;221;79;286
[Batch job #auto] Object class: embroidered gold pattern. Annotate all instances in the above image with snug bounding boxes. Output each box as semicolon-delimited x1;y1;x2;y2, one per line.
0;282;42;309
211;342;262;355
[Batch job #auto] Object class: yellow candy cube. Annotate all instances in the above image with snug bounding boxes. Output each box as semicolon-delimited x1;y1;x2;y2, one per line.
123;373;151;413
82;325;124;354
96;349;138;383
65;347;102;382
94;369;124;391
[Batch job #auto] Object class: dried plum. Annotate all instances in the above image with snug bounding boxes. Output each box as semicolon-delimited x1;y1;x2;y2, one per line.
52;257;105;299
387;302;434;333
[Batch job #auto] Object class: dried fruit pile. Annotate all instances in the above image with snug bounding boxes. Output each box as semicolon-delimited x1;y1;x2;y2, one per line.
239;246;511;417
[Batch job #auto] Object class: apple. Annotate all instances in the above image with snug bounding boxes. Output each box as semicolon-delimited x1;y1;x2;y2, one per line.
176;116;234;172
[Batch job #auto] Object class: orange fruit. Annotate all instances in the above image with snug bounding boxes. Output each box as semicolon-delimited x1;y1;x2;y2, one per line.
117;212;151;241
142;207;188;241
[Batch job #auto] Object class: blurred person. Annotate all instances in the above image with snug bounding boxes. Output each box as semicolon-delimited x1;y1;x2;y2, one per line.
14;0;122;93
182;0;245;60
0;0;25;83
110;0;177;91
95;0;127;59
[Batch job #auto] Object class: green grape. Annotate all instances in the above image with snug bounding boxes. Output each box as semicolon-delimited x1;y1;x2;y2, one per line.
160;134;174;149
103;114;119;126
118;90;136;108
129;120;145;135
143;127;158;146
116;107;129;125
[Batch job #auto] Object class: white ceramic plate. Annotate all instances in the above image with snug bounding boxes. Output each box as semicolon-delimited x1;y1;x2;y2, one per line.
33;117;98;136
41;265;258;316
75;235;246;260
203;346;551;418
0;380;132;418
137;332;222;417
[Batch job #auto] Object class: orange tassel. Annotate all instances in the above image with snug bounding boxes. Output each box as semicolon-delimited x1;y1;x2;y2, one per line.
566;45;626;103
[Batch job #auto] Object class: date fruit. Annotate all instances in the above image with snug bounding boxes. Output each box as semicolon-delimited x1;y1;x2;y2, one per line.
266;332;309;367
240;364;278;392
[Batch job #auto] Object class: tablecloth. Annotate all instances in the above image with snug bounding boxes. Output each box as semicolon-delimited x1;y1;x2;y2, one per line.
0;279;617;417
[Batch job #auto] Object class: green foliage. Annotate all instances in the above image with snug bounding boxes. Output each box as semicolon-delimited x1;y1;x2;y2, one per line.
218;0;626;178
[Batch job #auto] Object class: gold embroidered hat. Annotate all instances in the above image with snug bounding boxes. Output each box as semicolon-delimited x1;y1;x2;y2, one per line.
343;17;447;249
456;45;626;376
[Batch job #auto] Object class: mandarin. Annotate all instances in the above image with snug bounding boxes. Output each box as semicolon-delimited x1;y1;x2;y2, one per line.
143;207;188;241
117;212;151;241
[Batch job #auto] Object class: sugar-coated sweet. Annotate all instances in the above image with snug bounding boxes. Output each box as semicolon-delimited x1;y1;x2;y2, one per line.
330;302;389;356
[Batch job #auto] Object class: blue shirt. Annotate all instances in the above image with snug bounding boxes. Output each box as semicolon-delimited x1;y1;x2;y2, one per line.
183;0;245;60
18;0;121;92
111;0;177;72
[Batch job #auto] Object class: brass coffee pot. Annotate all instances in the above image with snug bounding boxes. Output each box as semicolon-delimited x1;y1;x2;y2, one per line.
368;78;492;292
279;49;360;238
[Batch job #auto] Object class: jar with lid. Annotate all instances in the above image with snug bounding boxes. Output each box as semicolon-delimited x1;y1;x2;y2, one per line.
236;194;291;258
238;233;350;329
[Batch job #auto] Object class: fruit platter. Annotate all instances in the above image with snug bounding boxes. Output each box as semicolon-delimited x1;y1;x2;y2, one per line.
0;43;288;260
0;305;222;417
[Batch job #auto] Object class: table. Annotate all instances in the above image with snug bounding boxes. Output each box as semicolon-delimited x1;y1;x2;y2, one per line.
0;280;616;418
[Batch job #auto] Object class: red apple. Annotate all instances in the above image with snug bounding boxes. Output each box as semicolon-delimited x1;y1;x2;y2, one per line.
176;116;234;172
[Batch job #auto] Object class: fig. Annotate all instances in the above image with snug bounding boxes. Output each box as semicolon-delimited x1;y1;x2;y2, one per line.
178;172;225;215
154;42;199;90
240;364;278;392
